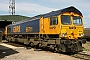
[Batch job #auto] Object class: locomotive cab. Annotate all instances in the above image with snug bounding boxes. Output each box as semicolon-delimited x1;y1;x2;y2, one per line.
60;12;84;40
56;8;86;52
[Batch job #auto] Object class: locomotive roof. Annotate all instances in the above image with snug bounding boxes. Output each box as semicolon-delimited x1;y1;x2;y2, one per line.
7;15;42;26
7;6;83;26
44;6;83;18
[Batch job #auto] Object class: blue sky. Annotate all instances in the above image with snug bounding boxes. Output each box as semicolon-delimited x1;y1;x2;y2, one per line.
0;0;90;27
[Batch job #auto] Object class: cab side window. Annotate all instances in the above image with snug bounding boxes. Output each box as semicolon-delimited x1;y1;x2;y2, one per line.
50;17;58;25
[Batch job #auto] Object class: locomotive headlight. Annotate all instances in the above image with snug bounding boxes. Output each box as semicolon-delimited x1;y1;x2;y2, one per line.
81;34;84;37
79;33;84;37
62;33;65;37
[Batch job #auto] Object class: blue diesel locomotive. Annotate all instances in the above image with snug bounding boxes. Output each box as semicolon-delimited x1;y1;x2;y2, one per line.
5;6;86;52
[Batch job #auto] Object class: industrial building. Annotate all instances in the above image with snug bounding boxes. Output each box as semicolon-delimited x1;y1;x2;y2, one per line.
0;15;29;39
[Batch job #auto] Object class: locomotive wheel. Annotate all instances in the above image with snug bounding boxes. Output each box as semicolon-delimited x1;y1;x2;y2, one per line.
36;43;42;48
49;45;54;50
8;39;11;43
54;47;58;52
30;42;34;47
56;44;66;52
7;39;9;42
38;43;42;48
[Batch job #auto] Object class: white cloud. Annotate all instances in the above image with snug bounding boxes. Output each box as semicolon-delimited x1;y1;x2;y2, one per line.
42;0;75;3
0;0;56;15
0;1;9;11
16;3;55;14
84;15;90;19
0;0;90;18
0;0;90;16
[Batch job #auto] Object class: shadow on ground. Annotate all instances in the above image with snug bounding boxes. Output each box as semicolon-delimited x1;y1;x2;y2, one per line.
2;40;25;47
0;45;19;59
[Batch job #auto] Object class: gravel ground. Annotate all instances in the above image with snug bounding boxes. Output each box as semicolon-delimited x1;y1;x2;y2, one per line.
0;41;90;60
0;48;79;60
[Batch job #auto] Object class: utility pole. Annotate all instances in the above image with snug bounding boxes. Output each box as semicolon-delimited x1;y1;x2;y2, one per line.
9;0;15;15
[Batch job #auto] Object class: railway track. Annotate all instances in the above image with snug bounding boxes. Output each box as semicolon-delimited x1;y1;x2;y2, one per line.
71;51;90;60
2;40;90;60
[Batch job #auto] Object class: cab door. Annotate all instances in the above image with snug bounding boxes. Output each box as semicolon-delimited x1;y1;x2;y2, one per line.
49;17;59;34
